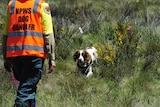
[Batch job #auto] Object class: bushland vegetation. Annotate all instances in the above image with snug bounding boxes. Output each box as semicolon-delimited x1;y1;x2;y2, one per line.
1;0;160;107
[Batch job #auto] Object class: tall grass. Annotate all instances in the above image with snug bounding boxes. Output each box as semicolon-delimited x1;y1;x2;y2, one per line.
1;0;160;107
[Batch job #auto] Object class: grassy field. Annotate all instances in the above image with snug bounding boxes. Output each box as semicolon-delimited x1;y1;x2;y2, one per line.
1;0;160;107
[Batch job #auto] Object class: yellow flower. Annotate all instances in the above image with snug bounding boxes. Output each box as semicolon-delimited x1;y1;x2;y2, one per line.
118;36;122;41
104;55;112;62
0;21;4;25
114;24;119;30
106;44;113;51
136;45;141;49
110;51;116;58
95;45;104;59
136;34;141;39
60;27;64;34
75;9;80;15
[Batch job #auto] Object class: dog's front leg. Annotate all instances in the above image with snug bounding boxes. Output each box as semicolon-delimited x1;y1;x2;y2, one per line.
86;66;93;77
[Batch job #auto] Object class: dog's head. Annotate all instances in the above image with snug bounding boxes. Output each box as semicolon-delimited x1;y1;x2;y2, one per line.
73;50;91;67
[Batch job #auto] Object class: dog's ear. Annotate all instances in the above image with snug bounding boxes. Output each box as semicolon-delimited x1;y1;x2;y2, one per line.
73;51;79;61
83;51;91;62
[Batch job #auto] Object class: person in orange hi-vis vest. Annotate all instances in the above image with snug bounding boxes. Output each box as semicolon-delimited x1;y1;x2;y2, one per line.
2;0;56;106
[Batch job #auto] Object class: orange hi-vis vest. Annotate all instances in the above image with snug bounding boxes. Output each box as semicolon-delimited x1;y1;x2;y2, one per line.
7;0;46;58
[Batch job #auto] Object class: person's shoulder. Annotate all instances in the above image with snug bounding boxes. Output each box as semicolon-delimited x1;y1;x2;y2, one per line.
8;0;13;6
41;0;49;5
40;0;50;8
40;1;51;14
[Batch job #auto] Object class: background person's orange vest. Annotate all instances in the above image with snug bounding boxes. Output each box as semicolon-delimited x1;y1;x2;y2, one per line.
6;0;46;58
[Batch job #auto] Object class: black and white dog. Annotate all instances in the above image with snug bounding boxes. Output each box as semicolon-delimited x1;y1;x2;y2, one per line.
73;47;98;77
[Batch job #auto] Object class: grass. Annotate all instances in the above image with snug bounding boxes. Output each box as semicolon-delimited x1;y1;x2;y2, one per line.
1;0;160;107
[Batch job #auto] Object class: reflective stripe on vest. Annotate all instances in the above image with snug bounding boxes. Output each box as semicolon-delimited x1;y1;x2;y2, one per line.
7;45;44;52
7;0;46;58
10;0;16;14
8;31;43;37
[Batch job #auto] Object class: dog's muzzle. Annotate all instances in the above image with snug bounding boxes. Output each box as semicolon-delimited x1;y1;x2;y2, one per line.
77;59;87;67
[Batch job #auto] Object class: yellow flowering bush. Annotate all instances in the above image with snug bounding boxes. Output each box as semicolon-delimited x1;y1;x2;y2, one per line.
114;23;127;46
113;23;141;60
93;22;141;66
94;43;116;64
